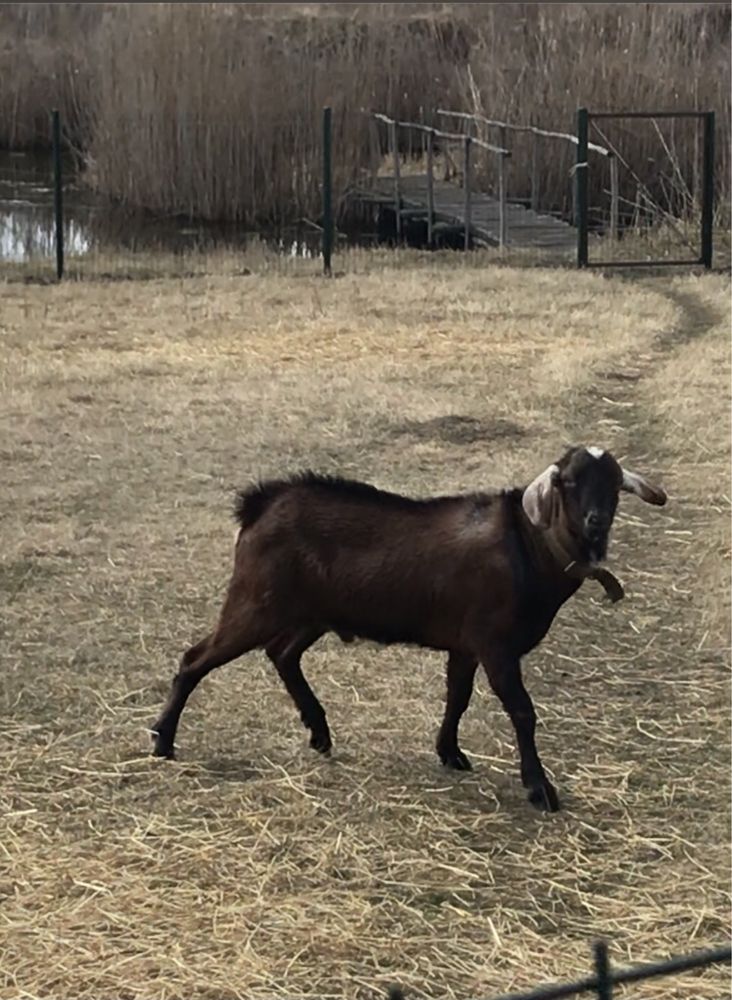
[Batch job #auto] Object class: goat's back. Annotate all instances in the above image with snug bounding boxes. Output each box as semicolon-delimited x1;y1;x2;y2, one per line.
232;475;518;648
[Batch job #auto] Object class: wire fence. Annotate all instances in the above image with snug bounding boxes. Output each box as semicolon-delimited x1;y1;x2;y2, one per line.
0;111;333;284
0;106;720;282
387;941;731;1000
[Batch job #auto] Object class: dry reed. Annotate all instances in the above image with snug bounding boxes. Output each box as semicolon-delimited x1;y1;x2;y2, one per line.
0;4;728;226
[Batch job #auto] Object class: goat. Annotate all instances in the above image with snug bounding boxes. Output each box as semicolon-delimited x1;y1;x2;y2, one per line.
152;445;666;812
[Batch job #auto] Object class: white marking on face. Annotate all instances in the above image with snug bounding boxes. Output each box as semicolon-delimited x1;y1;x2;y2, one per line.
587;446;605;459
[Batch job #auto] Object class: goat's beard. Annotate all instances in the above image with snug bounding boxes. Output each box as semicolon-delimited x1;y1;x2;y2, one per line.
561;517;611;567
552;498;611;568
582;530;610;567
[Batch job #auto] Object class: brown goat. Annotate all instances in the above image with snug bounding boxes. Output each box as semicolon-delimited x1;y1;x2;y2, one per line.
152;445;667;812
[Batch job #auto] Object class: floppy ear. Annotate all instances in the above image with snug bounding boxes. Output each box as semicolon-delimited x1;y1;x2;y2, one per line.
522;463;559;527
620;467;667;506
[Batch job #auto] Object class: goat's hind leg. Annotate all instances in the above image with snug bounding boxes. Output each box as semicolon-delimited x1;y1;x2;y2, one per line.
152;595;273;760
266;627;330;754
436;652;478;771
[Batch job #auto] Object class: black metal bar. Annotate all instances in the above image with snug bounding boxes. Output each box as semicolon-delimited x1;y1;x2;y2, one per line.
487;972;596;1000
426;128;434;247
586;258;701;268
613;945;731;986
700;110;715;269
463;135;471;250
576;107;589;268
483;944;731;1000
589;110;707;120
51;108;64;281
322;106;333;276
391;120;402;241
593;942;611;1000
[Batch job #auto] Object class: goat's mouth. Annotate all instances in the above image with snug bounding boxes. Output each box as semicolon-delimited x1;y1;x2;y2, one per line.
581;532;609;566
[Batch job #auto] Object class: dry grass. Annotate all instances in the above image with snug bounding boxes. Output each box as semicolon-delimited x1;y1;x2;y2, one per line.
0;4;729;224
0;251;730;999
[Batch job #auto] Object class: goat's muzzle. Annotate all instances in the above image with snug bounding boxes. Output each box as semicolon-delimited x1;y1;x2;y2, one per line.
582;511;611;565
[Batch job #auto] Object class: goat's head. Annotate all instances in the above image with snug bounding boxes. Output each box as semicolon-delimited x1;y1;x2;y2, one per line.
522;446;667;566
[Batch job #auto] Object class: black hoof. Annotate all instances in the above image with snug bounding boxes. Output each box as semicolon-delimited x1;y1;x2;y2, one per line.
438;746;473;771
310;730;332;755
528;781;560;813
151;730;176;760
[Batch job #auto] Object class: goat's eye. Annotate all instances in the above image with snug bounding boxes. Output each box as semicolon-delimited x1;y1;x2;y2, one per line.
563;479;576;491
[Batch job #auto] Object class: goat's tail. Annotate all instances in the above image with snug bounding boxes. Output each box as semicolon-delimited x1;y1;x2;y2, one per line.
233;479;291;530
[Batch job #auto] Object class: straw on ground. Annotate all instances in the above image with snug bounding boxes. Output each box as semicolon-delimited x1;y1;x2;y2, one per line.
0;249;729;999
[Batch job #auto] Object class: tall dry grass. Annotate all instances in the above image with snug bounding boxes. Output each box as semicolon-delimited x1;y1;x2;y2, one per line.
0;3;728;225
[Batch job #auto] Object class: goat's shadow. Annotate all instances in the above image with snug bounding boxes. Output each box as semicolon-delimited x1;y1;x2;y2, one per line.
192;744;582;828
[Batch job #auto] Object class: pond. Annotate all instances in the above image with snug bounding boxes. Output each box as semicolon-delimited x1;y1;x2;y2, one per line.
0;149;356;266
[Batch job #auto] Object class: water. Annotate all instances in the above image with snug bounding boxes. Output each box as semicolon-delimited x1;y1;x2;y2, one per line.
0;149;335;265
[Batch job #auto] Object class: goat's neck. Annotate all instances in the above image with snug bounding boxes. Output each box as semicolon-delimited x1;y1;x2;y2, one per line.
516;502;623;605
541;524;592;581
515;511;584;594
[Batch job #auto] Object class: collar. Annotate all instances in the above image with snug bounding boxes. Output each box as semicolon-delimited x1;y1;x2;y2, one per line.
542;526;624;602
541;525;592;580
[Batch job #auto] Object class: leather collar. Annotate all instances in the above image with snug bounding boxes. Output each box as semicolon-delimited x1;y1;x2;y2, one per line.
542;526;624;602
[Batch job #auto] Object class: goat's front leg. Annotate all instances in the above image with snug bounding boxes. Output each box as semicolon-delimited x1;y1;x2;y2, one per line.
481;650;559;812
436;652;478;770
266;628;331;754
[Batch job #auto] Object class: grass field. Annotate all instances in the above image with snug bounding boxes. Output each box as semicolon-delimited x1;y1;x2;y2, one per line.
1;249;730;999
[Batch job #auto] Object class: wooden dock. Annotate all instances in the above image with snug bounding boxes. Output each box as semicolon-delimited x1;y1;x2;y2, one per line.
352;173;577;252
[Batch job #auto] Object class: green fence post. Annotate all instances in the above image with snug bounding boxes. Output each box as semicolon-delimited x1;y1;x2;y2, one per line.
700;110;715;269
322;106;333;276
594;940;613;1000
576;107;589;268
52;109;64;281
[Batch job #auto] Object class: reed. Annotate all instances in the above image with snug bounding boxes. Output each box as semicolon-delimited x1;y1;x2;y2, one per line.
0;3;728;225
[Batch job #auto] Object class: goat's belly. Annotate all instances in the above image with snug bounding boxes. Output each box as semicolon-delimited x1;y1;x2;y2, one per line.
303;567;461;650
329;617;452;652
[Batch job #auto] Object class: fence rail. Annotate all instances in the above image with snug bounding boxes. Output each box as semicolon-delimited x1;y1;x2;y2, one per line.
437;109;612;156
387;941;731;1000
437;108;617;233
367;110;511;248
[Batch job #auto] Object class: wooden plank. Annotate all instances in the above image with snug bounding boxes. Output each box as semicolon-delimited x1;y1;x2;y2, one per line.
353;164;578;251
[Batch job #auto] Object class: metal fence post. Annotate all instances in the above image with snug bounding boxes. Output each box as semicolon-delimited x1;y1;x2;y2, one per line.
51;108;64;281
499;124;508;247
700;109;715;269
576;107;589;267
391;120;402;241
498;154;508;249
463;135;472;250
594;941;612;1000
368;115;380;186
426;128;435;248
322;106;333;276
609;154;619;241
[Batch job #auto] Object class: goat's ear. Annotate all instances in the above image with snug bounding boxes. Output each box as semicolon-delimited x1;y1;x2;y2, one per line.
522;463;559;527
620;467;667;506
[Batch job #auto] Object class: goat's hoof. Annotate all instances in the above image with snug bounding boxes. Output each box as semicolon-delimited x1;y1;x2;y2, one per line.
309;730;332;755
151;730;176;760
438;747;472;771
528;781;560;813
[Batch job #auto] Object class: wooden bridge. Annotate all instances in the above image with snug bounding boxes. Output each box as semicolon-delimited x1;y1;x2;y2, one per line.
348;110;617;254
